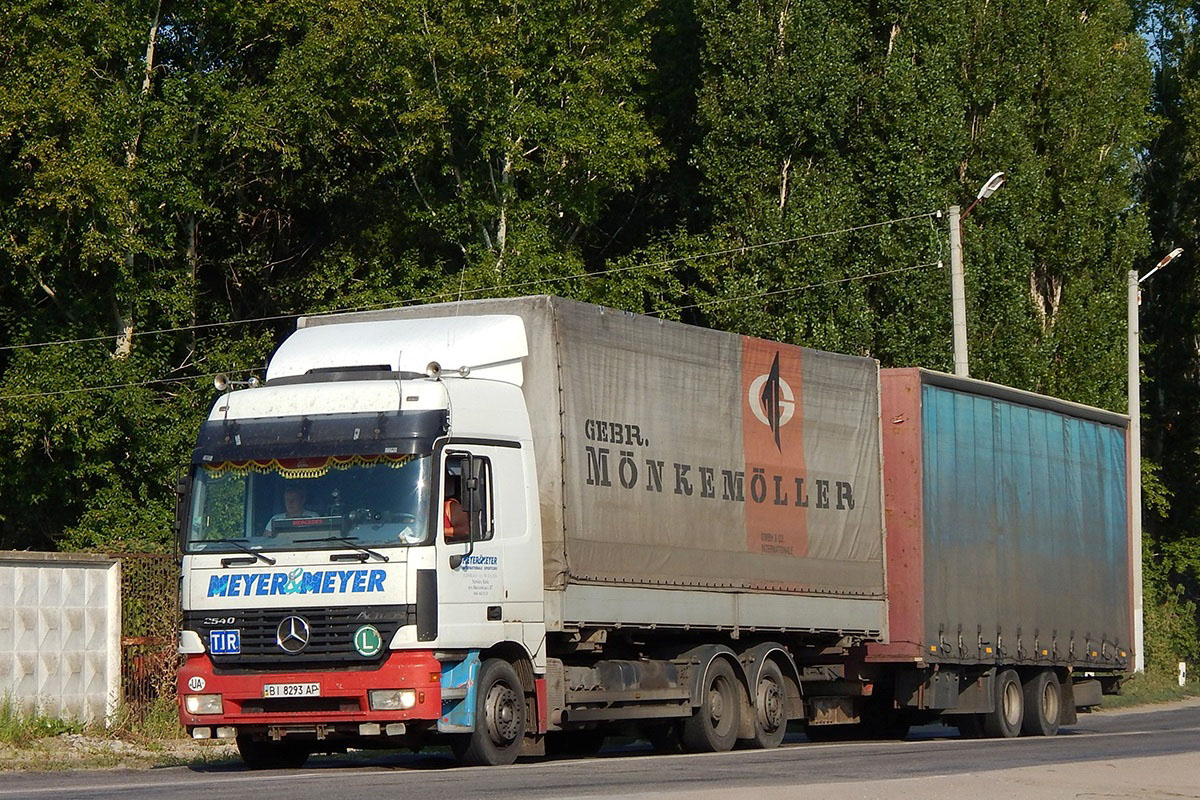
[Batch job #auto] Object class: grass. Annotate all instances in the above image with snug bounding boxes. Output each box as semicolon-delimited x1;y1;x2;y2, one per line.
0;698;83;746
111;693;185;743
1099;671;1200;709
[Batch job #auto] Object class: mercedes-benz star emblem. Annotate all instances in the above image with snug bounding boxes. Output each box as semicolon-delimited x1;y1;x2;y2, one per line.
276;616;311;654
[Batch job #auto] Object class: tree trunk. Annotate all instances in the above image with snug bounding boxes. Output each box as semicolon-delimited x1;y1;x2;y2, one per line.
115;0;163;359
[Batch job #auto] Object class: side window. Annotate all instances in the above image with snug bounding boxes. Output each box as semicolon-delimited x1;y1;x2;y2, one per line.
443;453;494;543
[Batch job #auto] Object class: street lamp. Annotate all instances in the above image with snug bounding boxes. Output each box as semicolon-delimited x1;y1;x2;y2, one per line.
949;171;1007;377
1129;246;1183;673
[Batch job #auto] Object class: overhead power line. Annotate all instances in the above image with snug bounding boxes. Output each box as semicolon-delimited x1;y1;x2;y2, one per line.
652;261;943;315
0;257;941;403
0;211;940;354
0;370;244;402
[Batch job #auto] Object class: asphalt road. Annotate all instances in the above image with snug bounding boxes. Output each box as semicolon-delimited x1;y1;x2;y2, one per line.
6;702;1200;800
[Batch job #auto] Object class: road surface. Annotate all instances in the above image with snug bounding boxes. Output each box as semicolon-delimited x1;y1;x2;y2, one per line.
4;700;1199;800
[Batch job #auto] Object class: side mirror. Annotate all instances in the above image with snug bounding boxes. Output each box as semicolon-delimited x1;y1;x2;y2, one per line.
172;466;190;558
449;456;487;570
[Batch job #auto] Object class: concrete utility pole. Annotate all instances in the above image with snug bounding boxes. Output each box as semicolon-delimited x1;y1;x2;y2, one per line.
1128;268;1143;673
1129;246;1183;673
947;172;1005;378
949;205;968;377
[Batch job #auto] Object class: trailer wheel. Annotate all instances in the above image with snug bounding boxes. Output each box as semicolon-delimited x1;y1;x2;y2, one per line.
681;659;740;752
1021;670;1061;737
452;658;527;766
745;660;787;749
235;735;310;769
983;669;1024;738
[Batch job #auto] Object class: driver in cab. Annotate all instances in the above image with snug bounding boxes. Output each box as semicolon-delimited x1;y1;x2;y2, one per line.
266;485;318;535
443;474;470;543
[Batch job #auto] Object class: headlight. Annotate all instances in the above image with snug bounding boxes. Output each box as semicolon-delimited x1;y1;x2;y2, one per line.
185;694;224;715
369;689;417;710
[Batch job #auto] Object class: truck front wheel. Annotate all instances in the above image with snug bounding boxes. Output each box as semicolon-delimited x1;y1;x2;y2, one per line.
983;669;1024;738
681;659;740;753
452;658;527;766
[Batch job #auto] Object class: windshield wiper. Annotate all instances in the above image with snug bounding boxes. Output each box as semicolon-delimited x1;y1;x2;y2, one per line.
204;538;277;567
296;535;389;563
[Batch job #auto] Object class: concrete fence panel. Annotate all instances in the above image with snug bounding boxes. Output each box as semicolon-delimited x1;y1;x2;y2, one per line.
0;552;121;724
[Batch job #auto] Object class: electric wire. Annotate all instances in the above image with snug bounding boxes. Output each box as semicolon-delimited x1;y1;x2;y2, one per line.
649;261;943;315
0;210;941;354
0;370;247;401
0;257;942;402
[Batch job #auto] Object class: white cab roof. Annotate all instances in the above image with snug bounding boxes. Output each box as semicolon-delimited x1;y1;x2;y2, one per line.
266;314;528;386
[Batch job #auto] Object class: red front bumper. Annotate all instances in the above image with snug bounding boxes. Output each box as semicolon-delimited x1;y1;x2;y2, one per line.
177;650;442;730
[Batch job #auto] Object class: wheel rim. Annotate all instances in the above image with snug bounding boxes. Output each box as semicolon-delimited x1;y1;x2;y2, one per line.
1002;679;1022;726
707;675;735;736
757;676;785;732
484;681;522;745
1041;678;1060;724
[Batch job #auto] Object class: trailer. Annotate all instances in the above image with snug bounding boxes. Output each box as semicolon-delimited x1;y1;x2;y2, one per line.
175;296;1130;767
858;368;1130;737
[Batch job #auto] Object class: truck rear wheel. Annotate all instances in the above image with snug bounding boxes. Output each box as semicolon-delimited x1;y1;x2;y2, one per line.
983;669;1024;738
452;658;527;766
745;660;787;749
236;735;310;769
681;659;740;753
1021;670;1061;737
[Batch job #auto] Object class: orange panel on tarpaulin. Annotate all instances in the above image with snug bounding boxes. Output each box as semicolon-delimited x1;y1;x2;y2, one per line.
741;337;809;559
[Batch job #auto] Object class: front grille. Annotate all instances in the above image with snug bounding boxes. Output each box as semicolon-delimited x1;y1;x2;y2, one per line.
184;605;413;669
240;697;363;714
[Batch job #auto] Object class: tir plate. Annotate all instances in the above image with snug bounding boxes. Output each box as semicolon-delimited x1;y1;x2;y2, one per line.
263;682;321;699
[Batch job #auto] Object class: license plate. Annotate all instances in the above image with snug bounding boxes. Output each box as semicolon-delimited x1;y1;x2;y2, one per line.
263;682;321;698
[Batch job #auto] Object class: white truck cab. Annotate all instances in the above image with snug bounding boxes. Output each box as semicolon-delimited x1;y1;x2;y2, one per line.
178;314;546;767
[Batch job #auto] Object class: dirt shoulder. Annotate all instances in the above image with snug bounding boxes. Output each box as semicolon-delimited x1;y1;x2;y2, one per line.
0;734;237;771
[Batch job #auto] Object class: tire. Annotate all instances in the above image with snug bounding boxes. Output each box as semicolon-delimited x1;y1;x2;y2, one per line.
983;669;1024;738
1021;670;1062;737
681;658;741;753
745;660;788;749
452;658;528;766
236;735;310;769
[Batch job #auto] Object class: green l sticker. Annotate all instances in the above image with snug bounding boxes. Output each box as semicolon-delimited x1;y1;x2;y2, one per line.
354;625;383;657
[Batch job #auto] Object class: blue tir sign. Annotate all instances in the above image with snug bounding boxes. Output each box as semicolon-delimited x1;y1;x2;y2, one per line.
210;629;240;654
207;567;387;598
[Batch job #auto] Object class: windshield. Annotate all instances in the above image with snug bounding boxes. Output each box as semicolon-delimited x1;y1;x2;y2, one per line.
185;454;433;552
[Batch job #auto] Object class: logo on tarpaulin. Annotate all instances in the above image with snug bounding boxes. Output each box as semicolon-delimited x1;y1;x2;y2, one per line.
748;352;794;451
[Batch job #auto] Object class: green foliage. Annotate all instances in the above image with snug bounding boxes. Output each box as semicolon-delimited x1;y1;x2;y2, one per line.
0;1;1194;697
1137;0;1200;676
0;698;83;745
1100;670;1200;708
1143;558;1200;677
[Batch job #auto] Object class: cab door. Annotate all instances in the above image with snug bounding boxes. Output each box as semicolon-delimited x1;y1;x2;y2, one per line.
435;447;506;647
